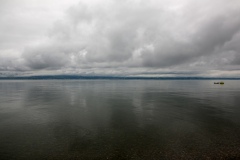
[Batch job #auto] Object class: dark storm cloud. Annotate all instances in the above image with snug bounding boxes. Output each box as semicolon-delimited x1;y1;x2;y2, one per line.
1;0;240;77
23;45;70;70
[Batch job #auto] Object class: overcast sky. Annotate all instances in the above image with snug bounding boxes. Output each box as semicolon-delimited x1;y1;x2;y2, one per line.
1;0;240;77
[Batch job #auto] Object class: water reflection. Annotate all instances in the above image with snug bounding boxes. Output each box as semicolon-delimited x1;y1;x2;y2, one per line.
0;80;240;159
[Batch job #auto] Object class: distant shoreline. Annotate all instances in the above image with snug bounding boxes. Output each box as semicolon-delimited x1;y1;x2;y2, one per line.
0;75;240;80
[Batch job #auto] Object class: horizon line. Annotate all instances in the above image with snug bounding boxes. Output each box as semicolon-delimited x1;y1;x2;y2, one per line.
0;75;240;80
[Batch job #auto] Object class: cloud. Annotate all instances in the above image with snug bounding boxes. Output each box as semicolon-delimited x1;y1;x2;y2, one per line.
0;49;26;71
1;0;240;77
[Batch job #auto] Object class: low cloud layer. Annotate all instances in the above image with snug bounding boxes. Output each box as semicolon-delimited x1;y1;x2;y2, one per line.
1;0;240;77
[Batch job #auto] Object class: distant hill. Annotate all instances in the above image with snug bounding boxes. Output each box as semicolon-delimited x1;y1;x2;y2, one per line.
0;75;240;80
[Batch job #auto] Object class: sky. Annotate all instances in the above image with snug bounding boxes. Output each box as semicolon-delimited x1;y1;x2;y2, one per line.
0;0;240;77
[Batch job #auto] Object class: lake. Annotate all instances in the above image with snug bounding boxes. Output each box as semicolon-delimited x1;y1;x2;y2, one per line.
0;80;240;159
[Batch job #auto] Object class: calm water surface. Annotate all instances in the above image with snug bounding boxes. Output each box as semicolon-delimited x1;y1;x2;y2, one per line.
0;80;240;159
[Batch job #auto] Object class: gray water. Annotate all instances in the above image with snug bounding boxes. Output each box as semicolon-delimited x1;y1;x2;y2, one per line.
0;80;240;159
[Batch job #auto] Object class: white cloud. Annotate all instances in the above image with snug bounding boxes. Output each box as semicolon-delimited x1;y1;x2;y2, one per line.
1;0;240;77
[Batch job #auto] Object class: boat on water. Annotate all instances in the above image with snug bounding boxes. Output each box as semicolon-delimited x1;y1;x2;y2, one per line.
214;82;224;84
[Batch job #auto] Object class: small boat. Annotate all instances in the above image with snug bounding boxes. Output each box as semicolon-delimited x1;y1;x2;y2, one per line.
214;82;224;84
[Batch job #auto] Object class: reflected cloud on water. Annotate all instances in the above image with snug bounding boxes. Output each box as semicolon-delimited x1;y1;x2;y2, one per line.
0;80;240;159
